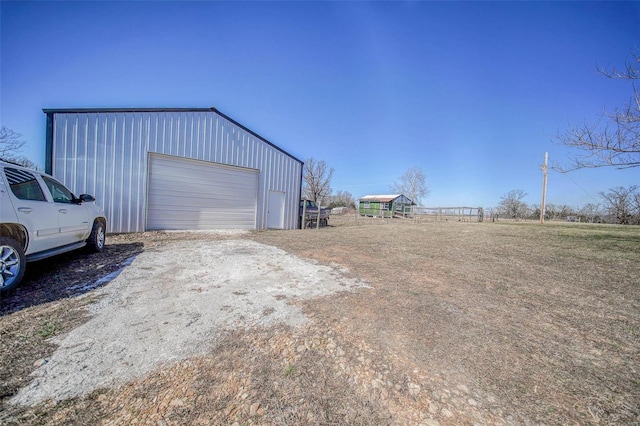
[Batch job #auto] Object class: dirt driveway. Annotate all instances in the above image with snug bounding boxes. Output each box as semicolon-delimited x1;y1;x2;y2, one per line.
9;238;367;407
1;218;638;425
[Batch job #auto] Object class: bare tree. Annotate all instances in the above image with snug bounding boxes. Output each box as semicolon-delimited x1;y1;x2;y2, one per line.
599;185;639;224
390;166;430;206
328;190;355;209
0;126;26;159
303;157;334;203
0;127;39;169
557;51;640;171
497;189;529;220
632;191;640;225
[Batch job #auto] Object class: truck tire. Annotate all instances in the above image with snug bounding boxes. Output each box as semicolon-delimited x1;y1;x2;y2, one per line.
86;221;106;253
0;237;26;293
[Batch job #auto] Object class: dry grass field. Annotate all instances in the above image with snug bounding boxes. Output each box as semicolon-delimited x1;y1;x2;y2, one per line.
1;217;638;425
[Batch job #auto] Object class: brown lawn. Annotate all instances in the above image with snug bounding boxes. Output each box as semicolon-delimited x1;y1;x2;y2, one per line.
1;217;638;425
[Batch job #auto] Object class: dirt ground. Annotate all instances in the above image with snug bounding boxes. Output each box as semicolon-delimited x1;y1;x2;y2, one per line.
9;238;369;407
1;216;638;425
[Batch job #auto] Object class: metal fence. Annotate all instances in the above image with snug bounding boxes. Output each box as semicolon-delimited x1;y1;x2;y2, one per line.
356;206;484;222
408;206;484;222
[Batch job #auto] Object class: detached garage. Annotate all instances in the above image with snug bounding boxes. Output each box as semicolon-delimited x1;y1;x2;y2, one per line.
44;108;303;233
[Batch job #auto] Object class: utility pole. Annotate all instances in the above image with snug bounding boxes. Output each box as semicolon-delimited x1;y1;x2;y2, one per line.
540;152;548;224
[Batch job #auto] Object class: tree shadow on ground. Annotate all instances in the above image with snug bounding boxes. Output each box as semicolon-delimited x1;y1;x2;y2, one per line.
0;242;144;316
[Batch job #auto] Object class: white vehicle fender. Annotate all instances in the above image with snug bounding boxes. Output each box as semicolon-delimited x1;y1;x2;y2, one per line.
0;177;20;223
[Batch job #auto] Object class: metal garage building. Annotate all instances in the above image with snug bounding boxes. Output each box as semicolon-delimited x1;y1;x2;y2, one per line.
43;108;303;233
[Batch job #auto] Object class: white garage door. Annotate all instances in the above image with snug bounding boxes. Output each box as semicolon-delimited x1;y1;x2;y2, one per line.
147;154;258;230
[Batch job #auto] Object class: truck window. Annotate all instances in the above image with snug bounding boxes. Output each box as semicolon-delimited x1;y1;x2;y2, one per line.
4;168;46;202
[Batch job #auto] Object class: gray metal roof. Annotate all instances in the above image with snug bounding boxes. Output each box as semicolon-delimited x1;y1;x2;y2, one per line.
360;194;405;202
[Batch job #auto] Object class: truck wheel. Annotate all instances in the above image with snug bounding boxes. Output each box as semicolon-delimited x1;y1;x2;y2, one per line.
0;237;26;293
86;221;106;253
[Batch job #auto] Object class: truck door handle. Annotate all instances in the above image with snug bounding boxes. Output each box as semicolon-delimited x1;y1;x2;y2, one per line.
59;209;68;214
17;207;33;213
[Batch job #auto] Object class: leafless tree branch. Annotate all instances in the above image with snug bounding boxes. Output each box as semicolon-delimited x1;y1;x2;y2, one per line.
557;50;640;171
303;157;334;203
390;166;430;206
0;126;27;159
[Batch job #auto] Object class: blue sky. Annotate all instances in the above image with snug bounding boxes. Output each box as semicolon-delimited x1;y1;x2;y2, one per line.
1;1;638;209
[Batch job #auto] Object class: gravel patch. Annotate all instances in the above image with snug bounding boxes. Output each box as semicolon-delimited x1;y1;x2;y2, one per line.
10;239;368;406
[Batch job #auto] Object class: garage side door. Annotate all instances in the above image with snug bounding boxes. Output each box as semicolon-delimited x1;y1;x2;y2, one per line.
147;154;258;230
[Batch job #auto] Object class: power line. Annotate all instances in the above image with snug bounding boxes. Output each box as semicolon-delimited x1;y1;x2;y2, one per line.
554;170;601;205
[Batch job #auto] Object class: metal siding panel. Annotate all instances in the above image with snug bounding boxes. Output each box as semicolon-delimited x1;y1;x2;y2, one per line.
228;124;234;164
75;115;87;191
285;158;293;228
246;133;251;169
129;114;141;231
259;147;268;229
215;118;222;163
234;129;239;166
278;154;285;192
143;113;151;230
162;115;170;156
107;114;117;231
194;113;203;161
167;114;175;157
223;125;228;164
133;113;144;232
122;115;131;232
65;115;76;188
93;115;106;214
152;113;159;153
182;113;190;158
209;116;215;163
165;114;172;155
52;118;63;185
114;115;124;231
272;152;279;193
85;114;97;196
63;115;70;185
201;113;208;162
229;127;235;165
240;132;246;168
185;113;192;158
228;127;233;165
53;118;63;180
286;157;295;228
101;114;110;211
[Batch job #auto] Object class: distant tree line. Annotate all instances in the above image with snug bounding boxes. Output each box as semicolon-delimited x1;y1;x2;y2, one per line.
494;186;640;225
327;190;356;209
